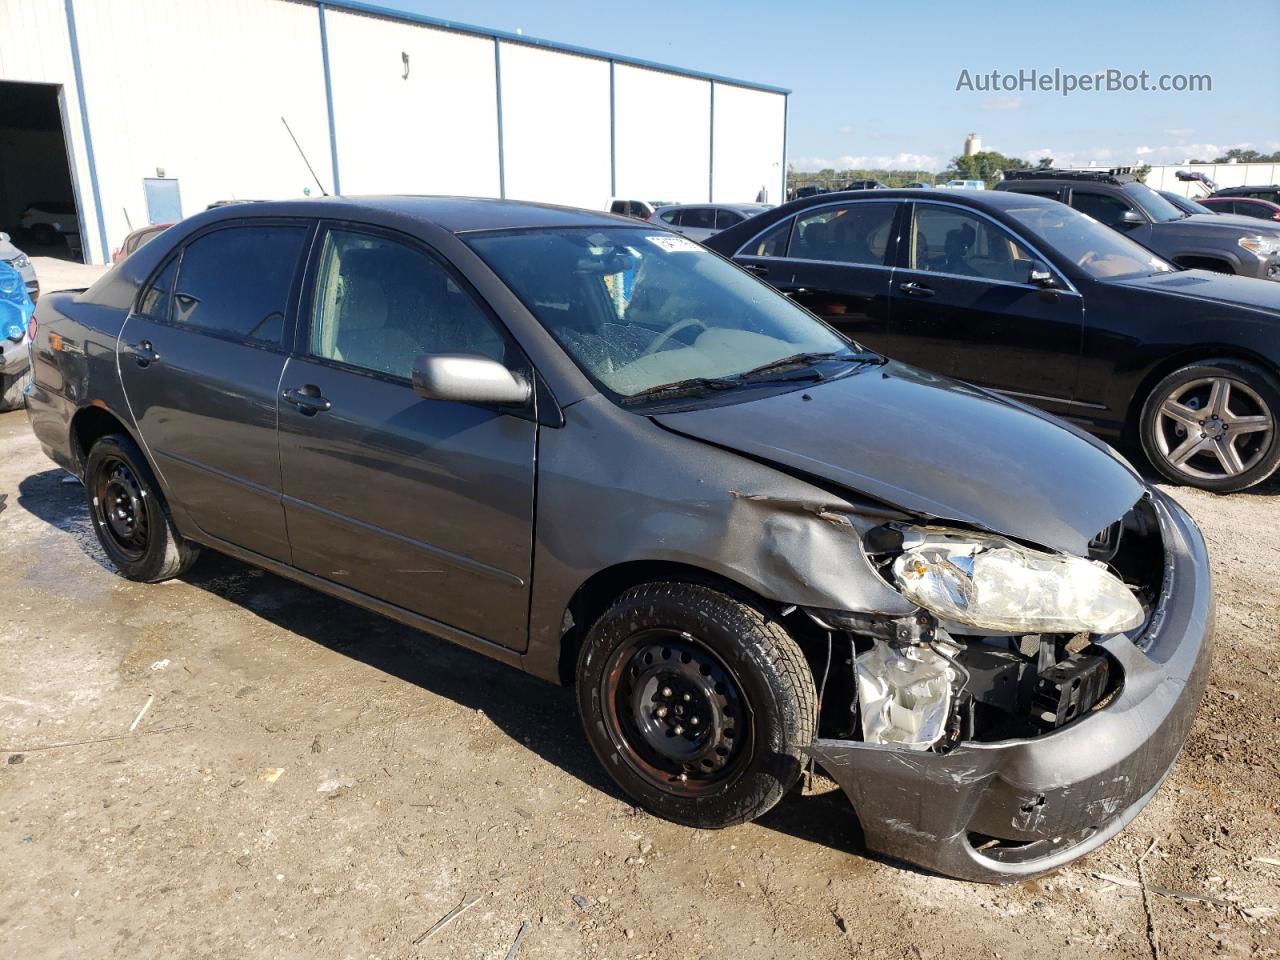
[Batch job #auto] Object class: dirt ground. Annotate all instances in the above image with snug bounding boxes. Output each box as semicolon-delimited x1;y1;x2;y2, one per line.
2;261;1279;959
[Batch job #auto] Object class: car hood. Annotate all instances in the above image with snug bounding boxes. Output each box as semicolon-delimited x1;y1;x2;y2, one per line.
1168;213;1280;238
653;361;1145;556
1110;269;1280;313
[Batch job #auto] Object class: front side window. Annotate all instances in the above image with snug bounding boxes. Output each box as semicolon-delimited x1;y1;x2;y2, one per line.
715;209;744;229
791;202;896;265
1070;191;1139;230
466;227;855;400
910;205;1034;282
1123;182;1186;223
309;229;509;381
742;218;792;258
1238;201;1275;220
171;225;307;344
1004;201;1174;280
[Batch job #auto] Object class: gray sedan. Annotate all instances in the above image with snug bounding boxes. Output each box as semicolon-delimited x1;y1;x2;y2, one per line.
24;197;1211;883
651;202;772;242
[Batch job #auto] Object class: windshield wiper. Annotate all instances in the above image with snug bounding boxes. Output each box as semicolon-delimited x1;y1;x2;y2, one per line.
738;350;885;381
621;376;744;403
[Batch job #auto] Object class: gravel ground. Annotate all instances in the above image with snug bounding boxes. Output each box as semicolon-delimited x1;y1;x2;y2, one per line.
1;259;1278;958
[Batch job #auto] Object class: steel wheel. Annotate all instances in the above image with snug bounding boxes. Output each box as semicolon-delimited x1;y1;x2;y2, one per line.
91;455;150;561
600;630;751;798
1153;375;1274;481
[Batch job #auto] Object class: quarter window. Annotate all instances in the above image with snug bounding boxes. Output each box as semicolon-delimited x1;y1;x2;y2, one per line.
910;205;1035;283
309;229;510;381
137;255;178;321
170;225;307;344
791;202;896;265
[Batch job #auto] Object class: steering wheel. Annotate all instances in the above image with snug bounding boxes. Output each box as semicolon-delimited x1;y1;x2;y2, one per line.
1077;250;1100;269
641;318;706;357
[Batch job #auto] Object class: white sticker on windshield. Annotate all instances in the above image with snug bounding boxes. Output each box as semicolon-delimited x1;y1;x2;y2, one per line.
645;234;703;253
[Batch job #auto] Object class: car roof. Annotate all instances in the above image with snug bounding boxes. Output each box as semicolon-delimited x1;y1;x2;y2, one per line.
196;195;631;234
773;187;1061;210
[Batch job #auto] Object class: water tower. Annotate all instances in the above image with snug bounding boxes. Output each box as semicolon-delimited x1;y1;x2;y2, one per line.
964;133;982;156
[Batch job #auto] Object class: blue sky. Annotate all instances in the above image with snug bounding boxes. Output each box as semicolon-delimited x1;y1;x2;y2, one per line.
385;0;1279;172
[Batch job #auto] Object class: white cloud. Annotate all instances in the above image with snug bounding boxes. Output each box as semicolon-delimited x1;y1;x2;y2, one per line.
1135;145;1154;155
981;96;1023;111
1164;128;1194;138
837;152;944;171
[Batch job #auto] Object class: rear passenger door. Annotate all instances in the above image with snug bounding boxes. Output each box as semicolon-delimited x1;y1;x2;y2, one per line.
276;224;537;649
118;221;311;562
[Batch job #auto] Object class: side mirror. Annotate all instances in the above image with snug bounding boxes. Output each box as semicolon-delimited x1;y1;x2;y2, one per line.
411;354;531;406
1119;209;1145;228
1028;260;1059;288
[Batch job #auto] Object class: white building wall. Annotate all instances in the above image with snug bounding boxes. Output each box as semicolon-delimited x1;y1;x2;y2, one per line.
613;64;710;204
712;84;786;206
497;43;612;210
0;0;103;262
70;0;332;255
1143;162;1280;197
325;9;500;197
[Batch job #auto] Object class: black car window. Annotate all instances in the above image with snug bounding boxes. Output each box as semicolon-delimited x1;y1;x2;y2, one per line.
309;228;508;381
171;225;306;345
791;203;896;266
1201;198;1232;214
1071;191;1138;230
715;209;745;229
742;218;792;258
911;205;1034;283
137;255;178;321
610;201;628;215
659;210;679;224
1238;201;1273;220
681;208;716;230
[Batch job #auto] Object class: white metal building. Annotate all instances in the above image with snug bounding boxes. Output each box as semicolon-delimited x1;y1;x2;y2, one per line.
0;0;789;264
1141;162;1280;198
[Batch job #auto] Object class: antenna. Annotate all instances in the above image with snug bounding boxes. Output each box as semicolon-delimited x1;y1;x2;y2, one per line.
281;116;330;196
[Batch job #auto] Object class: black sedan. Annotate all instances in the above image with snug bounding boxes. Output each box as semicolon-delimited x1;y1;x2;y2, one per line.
706;189;1280;493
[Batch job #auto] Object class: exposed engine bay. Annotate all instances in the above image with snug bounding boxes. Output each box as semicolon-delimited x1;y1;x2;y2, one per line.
805;496;1165;750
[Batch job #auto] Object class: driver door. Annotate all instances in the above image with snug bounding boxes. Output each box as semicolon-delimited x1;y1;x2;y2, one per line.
888;202;1084;415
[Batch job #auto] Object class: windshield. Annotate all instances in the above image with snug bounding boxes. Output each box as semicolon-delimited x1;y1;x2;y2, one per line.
466;227;857;399
1125;182;1186;223
1004;201;1175;280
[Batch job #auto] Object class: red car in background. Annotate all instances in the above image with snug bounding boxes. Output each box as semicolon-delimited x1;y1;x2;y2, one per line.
1199;196;1280;223
112;222;173;263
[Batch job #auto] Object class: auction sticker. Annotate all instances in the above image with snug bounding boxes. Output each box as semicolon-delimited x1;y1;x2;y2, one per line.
645;234;703;253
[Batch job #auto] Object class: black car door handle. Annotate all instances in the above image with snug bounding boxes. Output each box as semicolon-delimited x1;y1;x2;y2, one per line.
899;281;935;297
130;340;160;366
282;386;331;415
742;263;769;277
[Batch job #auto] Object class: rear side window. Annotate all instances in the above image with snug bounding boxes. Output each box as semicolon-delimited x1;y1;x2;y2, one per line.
791;202;897;265
715;209;745;229
680;208;716;230
1238;201;1274;220
171;225;308;345
659;210;679;224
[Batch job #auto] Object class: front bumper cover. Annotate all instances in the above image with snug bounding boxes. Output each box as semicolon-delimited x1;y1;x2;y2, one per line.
807;491;1213;883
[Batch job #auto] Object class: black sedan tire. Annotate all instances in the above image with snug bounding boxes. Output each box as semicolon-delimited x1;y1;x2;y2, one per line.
84;433;200;581
1140;359;1280;493
577;581;816;829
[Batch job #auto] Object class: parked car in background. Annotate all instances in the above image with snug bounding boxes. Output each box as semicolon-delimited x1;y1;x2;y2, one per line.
651;203;773;242
1160;191;1214;216
0;231;38;301
19;199;80;248
1198;195;1280;223
790;185;829;200
996;169;1280;281
1211;184;1280;206
0;257;35;410
843;179;886;190
904;181;932;189
24;196;1212;883
113;223;174;263
707;188;1280;492
942;179;985;190
606;199;666;220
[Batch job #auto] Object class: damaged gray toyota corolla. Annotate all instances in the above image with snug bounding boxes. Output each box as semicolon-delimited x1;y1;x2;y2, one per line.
26;198;1212;885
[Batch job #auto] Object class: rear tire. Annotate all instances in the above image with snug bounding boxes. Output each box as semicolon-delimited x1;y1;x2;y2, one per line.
577;581;816;829
84;433;200;581
1139;359;1280;493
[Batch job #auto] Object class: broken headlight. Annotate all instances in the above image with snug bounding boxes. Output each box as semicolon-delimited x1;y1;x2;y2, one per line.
890;527;1143;635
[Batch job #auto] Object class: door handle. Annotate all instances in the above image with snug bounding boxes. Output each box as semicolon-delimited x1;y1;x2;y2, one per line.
742;263;769;277
898;281;935;297
282;385;331;415
130;339;160;366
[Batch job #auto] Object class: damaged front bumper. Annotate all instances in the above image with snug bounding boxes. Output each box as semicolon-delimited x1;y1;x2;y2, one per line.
807;491;1214;884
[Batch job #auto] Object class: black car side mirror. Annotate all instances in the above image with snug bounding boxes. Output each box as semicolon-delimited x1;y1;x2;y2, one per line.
1028;260;1059;288
412;354;531;406
1119;209;1145;228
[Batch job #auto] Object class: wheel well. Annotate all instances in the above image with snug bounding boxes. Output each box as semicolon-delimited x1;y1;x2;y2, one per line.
1172;255;1233;274
70;406;132;474
555;561;821;685
1124;347;1280;445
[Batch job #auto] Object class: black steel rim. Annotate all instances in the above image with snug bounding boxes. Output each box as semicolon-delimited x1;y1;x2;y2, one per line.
600;630;751;798
93;455;149;561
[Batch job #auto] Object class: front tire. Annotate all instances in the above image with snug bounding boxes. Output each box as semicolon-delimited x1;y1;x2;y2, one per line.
84;433;200;581
1140;359;1280;493
577;581;816;829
